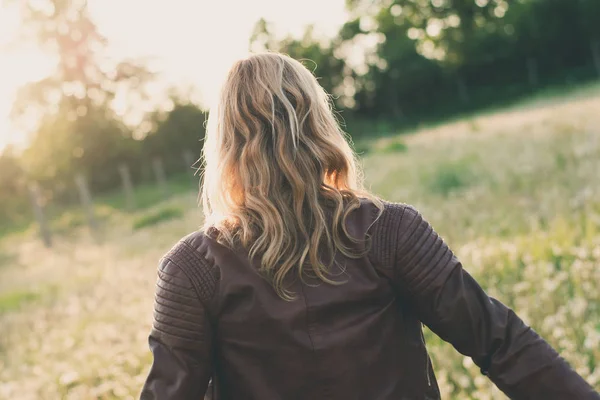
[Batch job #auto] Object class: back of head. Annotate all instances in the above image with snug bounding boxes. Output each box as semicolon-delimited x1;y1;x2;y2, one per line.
201;52;381;299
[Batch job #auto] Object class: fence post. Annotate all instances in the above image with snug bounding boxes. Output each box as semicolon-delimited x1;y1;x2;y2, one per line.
591;40;600;78
183;150;199;186
183;150;200;205
183;150;196;174
118;164;136;211
27;183;52;248
456;76;469;104
527;57;539;86
75;174;99;238
152;157;168;198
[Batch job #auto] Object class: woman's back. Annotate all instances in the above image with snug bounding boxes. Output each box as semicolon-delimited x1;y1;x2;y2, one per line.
144;200;436;399
140;52;598;399
142;199;598;399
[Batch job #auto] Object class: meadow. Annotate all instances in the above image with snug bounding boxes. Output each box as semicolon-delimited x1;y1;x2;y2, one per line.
1;84;599;399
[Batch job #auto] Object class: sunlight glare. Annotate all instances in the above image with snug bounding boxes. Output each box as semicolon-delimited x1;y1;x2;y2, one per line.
0;5;56;149
0;0;347;150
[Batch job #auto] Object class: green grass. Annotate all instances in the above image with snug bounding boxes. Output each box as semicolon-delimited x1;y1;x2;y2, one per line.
351;80;600;153
0;289;40;313
381;140;408;154
0;173;197;241
0;250;15;269
423;156;479;196
100;173;196;211
132;206;184;230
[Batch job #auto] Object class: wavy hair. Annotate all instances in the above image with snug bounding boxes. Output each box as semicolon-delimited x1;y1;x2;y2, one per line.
201;52;382;299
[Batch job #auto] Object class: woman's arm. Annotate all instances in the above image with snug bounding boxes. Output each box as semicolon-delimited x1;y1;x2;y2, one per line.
140;255;213;399
377;203;599;399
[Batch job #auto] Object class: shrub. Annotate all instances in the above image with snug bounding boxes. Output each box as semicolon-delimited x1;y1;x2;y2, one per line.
425;157;478;196
132;206;183;230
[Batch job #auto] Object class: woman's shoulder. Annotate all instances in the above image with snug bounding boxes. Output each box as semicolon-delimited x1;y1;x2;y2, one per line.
358;196;419;222
361;198;428;267
159;229;222;306
164;229;207;257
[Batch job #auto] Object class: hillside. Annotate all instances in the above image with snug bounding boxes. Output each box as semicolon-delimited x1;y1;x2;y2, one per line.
1;84;599;399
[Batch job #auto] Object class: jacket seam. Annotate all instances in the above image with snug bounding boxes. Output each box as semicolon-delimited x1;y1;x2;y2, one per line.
162;251;211;305
154;296;203;316
299;281;316;353
153;307;205;329
157;257;206;305
150;325;203;343
155;279;198;300
175;240;218;310
391;204;408;285
157;269;198;289
156;271;200;292
416;251;459;297
393;206;421;264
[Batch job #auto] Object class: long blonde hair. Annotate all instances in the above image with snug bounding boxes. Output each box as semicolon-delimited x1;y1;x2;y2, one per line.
201;52;382;299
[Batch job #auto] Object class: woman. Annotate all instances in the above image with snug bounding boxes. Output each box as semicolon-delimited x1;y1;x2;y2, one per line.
140;52;598;399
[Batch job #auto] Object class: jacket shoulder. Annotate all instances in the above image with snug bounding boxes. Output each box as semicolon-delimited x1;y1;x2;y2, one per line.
368;201;425;269
161;230;220;307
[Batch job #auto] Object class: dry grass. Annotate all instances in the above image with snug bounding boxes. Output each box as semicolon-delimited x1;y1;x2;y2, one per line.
1;84;600;399
0;202;204;400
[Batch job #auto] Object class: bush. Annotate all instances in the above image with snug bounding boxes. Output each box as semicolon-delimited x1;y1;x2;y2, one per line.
132;206;184;230
0;290;40;313
381;140;408;153
425;157;478;196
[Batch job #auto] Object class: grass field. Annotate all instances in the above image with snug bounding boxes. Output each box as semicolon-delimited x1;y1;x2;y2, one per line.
1;83;600;399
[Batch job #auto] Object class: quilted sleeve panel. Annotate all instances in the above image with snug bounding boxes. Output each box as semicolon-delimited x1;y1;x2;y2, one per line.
150;255;212;351
140;237;216;399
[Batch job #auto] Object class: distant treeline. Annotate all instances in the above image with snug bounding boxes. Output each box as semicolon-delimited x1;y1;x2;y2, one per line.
1;0;600;232
0;100;206;233
253;0;600;131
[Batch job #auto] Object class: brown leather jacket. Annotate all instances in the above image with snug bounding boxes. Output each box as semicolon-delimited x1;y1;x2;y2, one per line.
140;200;599;399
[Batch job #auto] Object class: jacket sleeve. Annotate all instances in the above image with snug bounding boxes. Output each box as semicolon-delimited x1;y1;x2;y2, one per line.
140;254;213;399
377;203;599;399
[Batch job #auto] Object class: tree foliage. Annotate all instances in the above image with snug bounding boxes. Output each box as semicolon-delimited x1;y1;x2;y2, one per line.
253;0;600;123
0;0;207;227
251;19;346;109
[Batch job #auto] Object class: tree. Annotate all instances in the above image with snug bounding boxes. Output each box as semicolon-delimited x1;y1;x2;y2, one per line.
142;97;207;177
8;0;151;123
6;0;153;193
250;19;346;109
0;146;28;229
340;0;600;121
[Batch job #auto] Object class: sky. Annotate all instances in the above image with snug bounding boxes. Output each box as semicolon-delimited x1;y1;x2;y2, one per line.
0;0;348;150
